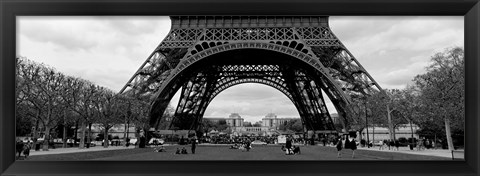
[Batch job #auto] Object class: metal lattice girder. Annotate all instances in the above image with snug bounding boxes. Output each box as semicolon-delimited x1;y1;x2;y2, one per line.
168;63;337;131
120;16;384;132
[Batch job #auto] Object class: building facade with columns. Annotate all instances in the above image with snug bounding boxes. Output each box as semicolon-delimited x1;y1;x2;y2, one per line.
205;113;300;135
225;113;244;127
262;113;298;130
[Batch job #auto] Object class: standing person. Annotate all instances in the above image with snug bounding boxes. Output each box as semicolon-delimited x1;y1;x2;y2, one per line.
378;140;384;150
394;140;400;151
245;138;252;152
15;138;24;159
350;138;357;158
336;137;343;158
23;141;31;159
286;137;292;151
191;137;197;154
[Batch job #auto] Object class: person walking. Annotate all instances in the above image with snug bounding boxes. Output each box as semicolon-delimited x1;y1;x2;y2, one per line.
191;137;197;154
394;140;400;151
350;137;357;158
386;140;391;150
336;137;343;158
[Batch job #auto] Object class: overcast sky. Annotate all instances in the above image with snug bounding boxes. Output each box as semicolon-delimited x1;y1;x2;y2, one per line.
17;16;463;123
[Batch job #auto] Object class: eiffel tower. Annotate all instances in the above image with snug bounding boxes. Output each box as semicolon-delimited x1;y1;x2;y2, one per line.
120;16;382;132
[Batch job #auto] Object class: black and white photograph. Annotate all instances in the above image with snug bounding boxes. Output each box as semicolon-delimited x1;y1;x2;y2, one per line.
15;16;464;161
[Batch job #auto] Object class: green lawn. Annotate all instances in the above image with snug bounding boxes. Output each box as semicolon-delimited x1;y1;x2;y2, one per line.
27;145;450;161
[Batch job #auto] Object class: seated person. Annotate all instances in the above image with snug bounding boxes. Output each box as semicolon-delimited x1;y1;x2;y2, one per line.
293;146;301;154
230;143;239;149
181;147;188;154
281;145;286;151
156;146;166;152
238;144;245;150
175;148;181;154
285;148;294;155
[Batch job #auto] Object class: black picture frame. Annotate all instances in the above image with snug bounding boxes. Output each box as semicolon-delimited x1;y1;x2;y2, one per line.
1;0;479;176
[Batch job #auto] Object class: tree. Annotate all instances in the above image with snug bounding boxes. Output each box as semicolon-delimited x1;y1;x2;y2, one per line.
278;119;303;133
20;60;67;151
413;47;464;150
117;95;137;145
157;105;174;130
130;97;151;139
216;120;229;131
391;86;423;142
17;58;43;147
15;58;33;136
62;76;99;149
289;119;304;132
93;88;123;148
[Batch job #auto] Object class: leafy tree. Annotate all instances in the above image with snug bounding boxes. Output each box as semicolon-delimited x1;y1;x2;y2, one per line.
200;119;216;133
412;47;464;150
252;121;262;127
130;97;151;138
278;119;303;133
20;60;66;151
93;88;123;148
157;105;175;130
216;120;229;131
62;77;98;149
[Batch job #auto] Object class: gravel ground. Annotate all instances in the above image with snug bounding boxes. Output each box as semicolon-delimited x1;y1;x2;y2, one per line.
26;145;451;161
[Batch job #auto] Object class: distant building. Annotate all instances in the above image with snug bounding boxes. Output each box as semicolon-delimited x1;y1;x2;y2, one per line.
226;113;244;127
262;113;298;130
75;123;136;140
360;123;420;142
204;113;299;135
204;117;227;124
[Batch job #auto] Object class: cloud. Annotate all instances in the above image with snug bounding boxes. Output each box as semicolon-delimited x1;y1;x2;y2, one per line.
18;17;100;51
101;16;169;36
330;16;463;90
17;16;171;92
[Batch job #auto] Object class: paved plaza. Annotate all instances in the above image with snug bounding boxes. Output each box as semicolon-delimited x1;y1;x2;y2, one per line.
22;144;463;161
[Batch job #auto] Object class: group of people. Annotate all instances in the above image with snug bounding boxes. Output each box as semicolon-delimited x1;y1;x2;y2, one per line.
282;137;301;155
175;136;197;154
378;139;400;151
229;138;252;152
336;135;358;158
15;138;31;160
174;147;190;154
416;138;436;150
206;136;277;145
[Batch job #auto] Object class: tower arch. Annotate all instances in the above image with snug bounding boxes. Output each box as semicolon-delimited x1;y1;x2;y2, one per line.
120;16;383;132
